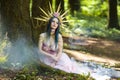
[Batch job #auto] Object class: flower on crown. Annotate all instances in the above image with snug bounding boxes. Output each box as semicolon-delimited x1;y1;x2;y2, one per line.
53;12;60;17
34;2;69;27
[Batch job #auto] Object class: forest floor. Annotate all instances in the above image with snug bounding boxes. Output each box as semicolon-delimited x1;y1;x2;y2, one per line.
63;36;120;68
0;36;120;80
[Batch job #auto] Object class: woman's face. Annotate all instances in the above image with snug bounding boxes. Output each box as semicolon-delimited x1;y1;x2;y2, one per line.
51;17;59;31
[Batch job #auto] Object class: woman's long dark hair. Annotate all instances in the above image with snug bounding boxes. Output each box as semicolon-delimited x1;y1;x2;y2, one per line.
46;16;60;48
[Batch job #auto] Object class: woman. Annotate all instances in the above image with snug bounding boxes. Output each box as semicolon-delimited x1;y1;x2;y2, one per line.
37;5;120;79
38;16;81;73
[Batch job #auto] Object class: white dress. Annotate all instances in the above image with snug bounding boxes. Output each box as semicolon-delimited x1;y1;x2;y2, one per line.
38;33;120;80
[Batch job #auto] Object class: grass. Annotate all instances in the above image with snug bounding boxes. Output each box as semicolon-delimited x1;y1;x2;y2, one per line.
0;62;94;80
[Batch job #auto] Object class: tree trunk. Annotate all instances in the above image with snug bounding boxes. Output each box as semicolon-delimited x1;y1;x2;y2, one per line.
68;0;80;16
0;2;2;37
32;0;52;45
118;0;120;5
1;0;32;42
107;0;120;29
0;0;56;69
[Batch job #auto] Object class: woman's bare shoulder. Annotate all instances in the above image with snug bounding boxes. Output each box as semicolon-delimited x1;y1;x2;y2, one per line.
59;33;62;37
58;33;63;40
39;32;46;37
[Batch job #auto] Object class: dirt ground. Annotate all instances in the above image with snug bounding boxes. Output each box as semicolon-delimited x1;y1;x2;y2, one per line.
64;49;120;67
63;36;120;68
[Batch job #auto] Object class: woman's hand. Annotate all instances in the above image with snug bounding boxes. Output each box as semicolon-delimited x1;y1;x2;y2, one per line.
51;55;59;61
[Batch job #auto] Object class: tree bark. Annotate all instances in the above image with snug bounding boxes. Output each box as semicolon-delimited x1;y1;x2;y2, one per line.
0;1;2;37
118;0;120;5
0;0;58;69
107;0;120;29
68;0;80;16
1;0;32;42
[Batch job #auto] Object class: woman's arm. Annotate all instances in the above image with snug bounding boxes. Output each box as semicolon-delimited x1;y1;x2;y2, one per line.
38;33;55;58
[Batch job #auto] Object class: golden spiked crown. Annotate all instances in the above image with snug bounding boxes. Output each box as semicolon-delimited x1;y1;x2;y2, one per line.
34;2;69;27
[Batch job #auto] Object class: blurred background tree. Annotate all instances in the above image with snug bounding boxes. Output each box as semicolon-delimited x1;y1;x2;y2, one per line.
55;0;64;12
107;0;119;29
68;0;81;16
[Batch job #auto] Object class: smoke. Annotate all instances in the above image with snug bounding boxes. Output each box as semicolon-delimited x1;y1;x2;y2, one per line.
0;37;39;71
0;11;40;71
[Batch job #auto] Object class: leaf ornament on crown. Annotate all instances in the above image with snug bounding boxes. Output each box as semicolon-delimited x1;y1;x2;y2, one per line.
34;2;69;27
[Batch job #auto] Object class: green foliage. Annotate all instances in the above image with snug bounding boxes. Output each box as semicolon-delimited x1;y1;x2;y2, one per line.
62;0;120;41
0;38;11;63
13;70;38;80
12;63;39;80
81;0;108;17
61;11;120;41
9;62;94;80
86;28;120;41
118;6;120;16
